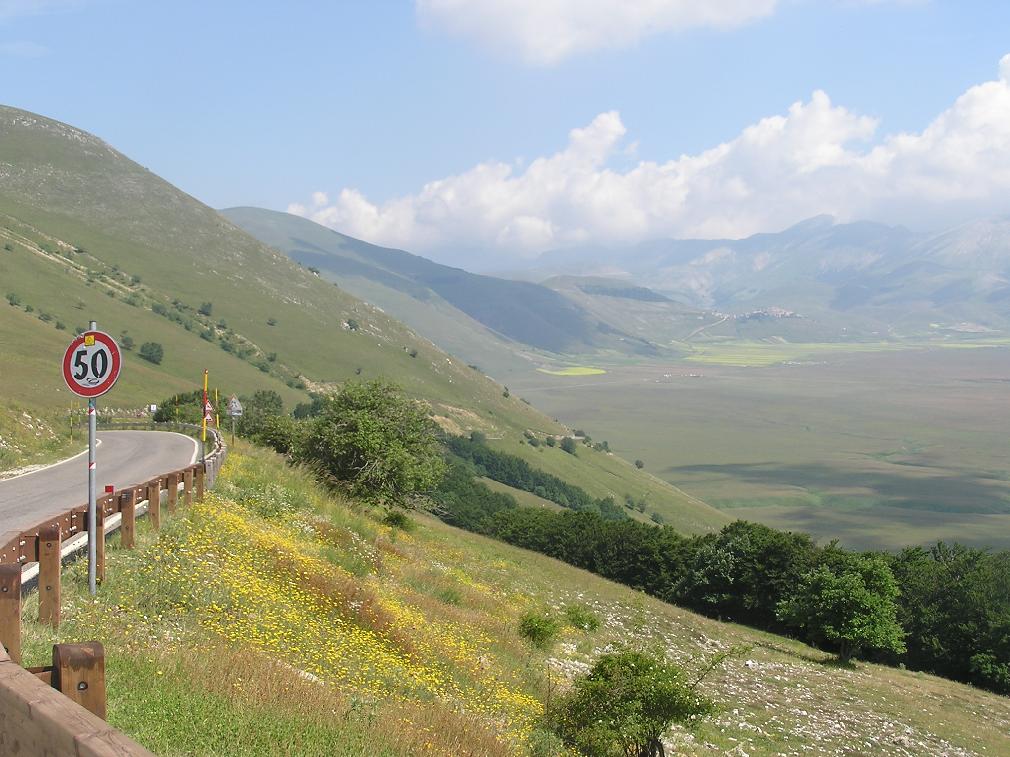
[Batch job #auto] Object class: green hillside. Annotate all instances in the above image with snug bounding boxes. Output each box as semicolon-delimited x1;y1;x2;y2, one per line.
223;207;662;369
0;104;721;533
21;444;1010;756
0;105;543;426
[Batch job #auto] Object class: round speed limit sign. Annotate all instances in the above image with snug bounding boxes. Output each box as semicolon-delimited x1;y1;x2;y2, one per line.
62;331;122;398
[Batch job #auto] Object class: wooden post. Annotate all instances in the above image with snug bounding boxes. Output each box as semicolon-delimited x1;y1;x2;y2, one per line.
38;523;61;629
184;468;194;507
167;473;178;513
196;465;205;502
52;641;107;720
0;564;21;665
95;503;105;585
121;489;136;549
147;479;161;531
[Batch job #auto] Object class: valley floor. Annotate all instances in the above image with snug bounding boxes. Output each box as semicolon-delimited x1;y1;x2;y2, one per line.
18;444;1010;756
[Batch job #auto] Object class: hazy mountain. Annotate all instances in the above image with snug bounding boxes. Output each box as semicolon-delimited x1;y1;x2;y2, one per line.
529;216;1010;337
223;207;662;364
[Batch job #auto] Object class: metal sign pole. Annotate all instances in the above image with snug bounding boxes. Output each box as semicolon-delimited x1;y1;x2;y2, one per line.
87;319;97;596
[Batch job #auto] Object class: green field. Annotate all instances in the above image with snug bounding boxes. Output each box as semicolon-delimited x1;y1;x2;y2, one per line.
512;344;1010;551
536;366;607;376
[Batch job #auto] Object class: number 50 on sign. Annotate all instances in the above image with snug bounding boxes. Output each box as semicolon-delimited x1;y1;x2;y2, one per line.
62;331;122;398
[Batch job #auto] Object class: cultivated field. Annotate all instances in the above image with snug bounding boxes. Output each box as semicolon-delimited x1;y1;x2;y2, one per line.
512;344;1010;551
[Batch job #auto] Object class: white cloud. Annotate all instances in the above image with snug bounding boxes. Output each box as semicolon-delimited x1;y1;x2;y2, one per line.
290;54;1010;261
417;0;778;65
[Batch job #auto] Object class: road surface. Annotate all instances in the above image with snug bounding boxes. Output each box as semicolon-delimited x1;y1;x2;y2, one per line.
0;431;198;534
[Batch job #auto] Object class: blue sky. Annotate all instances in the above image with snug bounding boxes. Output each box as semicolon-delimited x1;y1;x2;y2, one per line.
3;1;1010;263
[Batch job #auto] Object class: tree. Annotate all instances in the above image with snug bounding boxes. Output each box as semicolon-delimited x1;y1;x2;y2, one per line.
238;390;284;436
198;302;213;316
295;380;445;506
560;437;578;455
635;459;645;469
548;649;716;757
120;333;135;351
5;292;19;306
138;342;164;364
777;554;906;663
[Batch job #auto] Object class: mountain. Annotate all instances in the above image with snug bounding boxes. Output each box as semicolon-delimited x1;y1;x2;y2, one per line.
222;207;661;369
530;215;1010;338
0;104;547;427
0;104;725;532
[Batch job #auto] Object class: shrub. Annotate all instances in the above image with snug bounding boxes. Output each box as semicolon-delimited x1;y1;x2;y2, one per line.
560;437;578;455
635;459;645;469
138;342;164;364
295;380;445;507
469;430;487;444
564;603;601;632
518;610;561;650
120;334;135;351
382;509;415;532
267;317;277;326
198;302;213;316
4;292;18;306
547;649;716;757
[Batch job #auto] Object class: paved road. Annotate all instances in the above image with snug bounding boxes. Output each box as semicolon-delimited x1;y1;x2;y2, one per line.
0;431;199;534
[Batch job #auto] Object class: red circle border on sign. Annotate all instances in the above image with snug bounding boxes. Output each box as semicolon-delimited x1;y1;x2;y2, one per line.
62;331;122;398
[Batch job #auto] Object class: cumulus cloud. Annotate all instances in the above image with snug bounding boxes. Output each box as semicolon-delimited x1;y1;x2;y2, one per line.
416;0;777;65
290;54;1010;261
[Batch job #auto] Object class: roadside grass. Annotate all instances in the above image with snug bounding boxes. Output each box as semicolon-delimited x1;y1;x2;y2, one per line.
0;403;80;474
15;442;1010;756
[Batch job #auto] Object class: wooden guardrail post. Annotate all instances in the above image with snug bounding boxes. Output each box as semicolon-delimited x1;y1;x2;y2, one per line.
196;464;205;502
147;478;161;531
167;472;178;513
0;564;21;665
184;468;194;507
52;642;107;720
39;523;61;629
121;489;136;549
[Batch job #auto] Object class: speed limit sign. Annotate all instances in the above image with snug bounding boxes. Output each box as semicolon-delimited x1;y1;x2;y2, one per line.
62;330;122;398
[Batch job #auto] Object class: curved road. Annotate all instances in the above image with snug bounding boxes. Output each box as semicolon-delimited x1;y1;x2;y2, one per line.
0;431;199;534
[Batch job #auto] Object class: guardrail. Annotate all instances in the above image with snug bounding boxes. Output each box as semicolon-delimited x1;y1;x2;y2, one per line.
0;423;227;755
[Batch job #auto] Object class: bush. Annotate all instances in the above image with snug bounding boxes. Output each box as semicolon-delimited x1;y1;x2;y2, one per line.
138;342;164;364
295;380;446;507
518;610;561;650
635;459;645;469
564;603;601;632
198;302;213;316
382;509;415;532
560;437;578;455
5;292;19;306
547;649;716;757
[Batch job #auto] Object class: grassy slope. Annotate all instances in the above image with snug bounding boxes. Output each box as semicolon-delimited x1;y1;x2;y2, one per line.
20;445;1009;756
0;105;545;429
0;104;726;534
489;437;730;534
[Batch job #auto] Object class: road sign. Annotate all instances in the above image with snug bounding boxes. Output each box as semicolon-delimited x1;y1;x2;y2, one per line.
227;396;243;417
62;331;122;398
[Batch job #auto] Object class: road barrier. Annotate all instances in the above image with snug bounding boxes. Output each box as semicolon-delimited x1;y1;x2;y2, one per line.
0;423;227;755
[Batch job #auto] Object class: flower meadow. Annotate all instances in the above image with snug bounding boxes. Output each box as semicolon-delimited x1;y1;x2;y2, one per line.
19;446;572;756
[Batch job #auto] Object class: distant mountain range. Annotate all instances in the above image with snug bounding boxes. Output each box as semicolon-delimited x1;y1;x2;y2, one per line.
524;215;1010;338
